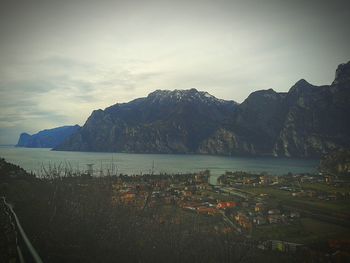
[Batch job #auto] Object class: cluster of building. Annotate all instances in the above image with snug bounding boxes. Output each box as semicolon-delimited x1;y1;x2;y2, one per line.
109;171;305;235
232;204;301;232
105;169;350;260
111;172;214;211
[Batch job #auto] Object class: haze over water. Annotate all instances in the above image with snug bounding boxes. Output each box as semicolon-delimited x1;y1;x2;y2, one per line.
0;146;318;177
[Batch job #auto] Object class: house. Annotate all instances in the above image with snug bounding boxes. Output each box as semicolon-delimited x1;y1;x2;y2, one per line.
112;183;122;191
292;191;306;197
253;216;267;225
290;211;300;218
244;177;257;185
259;176;271;185
197;206;220;216
267;214;282;224
120;192;136;204
255;203;265;212
325;176;333;183
235;212;253;230
328;194;338;201
268;209;281;215
183;205;196;211
181;201;201;211
217;201;238;209
270;240;303;253
183;190;192;197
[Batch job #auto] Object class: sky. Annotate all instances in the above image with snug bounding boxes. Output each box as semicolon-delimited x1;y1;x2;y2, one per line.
0;0;350;144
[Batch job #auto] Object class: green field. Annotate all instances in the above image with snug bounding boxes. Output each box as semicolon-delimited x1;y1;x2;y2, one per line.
301;182;350;193
243;186;350;216
253;218;350;244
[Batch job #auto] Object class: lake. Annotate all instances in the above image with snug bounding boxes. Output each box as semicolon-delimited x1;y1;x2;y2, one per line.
0;146;319;180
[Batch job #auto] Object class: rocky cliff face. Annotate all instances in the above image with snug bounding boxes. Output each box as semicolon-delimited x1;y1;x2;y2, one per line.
55;89;237;153
54;62;350;157
16;125;80;148
17;133;32;147
273;63;350;157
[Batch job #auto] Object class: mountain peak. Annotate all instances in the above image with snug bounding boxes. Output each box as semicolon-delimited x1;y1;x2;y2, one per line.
289;79;313;93
149;88;199;97
242;89;282;107
295;79;309;86
332;61;350;85
147;89;229;104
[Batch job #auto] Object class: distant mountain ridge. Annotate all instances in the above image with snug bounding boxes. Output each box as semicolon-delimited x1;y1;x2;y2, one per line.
17;125;80;148
54;61;350;157
55;89;237;153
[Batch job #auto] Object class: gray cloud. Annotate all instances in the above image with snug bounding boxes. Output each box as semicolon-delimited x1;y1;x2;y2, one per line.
38;56;95;70
0;0;349;144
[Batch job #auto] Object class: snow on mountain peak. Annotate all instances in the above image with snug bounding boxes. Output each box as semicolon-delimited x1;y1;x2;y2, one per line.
148;89;230;105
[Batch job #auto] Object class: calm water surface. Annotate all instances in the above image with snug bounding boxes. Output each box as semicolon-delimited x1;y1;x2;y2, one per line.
0;146;319;179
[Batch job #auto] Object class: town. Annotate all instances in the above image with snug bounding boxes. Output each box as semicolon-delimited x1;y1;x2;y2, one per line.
110;169;350;256
1;158;350;262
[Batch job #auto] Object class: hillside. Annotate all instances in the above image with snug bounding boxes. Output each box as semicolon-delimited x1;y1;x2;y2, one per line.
17;125;80;148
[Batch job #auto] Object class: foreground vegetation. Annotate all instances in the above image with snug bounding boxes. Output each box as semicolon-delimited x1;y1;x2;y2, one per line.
1;158;349;262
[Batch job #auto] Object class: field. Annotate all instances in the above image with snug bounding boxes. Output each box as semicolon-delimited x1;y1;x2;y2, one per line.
243;186;350;218
240;183;350;244
301;182;350;194
253;218;350;244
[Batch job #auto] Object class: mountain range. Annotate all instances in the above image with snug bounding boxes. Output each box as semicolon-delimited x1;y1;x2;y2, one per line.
40;61;350;157
16;125;80;148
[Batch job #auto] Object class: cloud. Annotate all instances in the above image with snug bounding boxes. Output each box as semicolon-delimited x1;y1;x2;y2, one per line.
0;0;349;144
38;56;94;70
0;52;171;143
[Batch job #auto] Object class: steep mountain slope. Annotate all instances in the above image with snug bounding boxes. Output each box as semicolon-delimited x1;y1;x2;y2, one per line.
55;61;350;157
55;89;237;153
197;88;286;155
201;62;350;157
16;125;80;148
273;64;350;157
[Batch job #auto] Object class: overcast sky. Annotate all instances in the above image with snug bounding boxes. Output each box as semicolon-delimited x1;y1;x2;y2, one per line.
0;0;349;144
